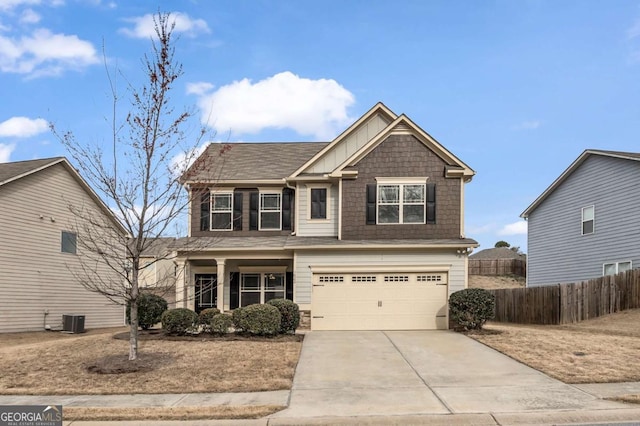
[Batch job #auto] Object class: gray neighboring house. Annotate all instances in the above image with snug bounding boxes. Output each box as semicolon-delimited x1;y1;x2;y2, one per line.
521;150;640;287
0;157;127;332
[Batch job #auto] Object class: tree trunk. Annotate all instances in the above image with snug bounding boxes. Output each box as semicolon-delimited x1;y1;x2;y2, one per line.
129;299;139;361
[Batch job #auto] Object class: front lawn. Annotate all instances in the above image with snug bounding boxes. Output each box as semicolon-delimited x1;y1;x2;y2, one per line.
0;328;302;395
469;308;640;384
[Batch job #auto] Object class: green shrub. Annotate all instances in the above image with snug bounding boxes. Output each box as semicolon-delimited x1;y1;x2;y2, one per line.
199;308;220;332
232;307;248;332
234;304;281;336
267;299;300;334
210;313;233;335
126;293;168;330
161;308;198;335
449;288;495;330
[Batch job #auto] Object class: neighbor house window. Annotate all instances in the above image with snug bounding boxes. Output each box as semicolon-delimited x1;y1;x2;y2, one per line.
377;184;425;224
582;206;594;235
260;193;281;230
309;187;328;220
211;192;233;230
603;261;632;276
61;231;77;254
240;273;285;307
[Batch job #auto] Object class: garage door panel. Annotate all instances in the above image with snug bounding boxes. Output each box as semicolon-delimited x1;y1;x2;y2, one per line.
311;272;449;331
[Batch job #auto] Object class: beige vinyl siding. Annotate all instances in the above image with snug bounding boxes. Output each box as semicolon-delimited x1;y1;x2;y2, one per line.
307;113;390;174
139;256;177;308
0;163;125;333
293;249;465;305
296;184;338;237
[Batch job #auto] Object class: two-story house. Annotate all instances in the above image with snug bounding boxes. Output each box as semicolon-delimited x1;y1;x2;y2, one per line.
171;103;477;330
522;149;640;287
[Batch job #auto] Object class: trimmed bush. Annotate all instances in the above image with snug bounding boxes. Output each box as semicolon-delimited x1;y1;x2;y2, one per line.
234;304;281;336
210;313;233;335
161;308;198;335
199;308;220;332
449;288;495;331
126;293;168;330
267;299;300;334
232;307;248;332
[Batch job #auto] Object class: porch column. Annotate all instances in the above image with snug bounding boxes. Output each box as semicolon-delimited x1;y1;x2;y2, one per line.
174;258;188;309
216;258;226;312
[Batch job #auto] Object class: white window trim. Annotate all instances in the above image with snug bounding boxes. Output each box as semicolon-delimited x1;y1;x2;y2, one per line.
240;272;286;306
581;205;595;235
210;191;234;231
307;184;331;221
603;261;632;276
259;192;282;231
376;182;426;225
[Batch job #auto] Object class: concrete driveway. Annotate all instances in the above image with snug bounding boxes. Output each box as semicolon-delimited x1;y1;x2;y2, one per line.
274;331;624;418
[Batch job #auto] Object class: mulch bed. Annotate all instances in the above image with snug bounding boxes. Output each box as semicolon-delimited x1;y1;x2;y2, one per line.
87;352;174;374
112;329;304;343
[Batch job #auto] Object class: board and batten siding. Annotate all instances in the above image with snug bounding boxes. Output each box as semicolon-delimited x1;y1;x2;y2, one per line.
296;184;339;237
307;113;390;174
293;249;466;306
527;155;640;287
0;163;125;332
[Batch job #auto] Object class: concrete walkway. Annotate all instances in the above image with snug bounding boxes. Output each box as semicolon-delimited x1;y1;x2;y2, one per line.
273;330;628;418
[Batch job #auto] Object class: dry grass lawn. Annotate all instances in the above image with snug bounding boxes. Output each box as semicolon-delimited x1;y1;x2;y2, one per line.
468;275;525;290
612;395;640;404
470;309;640;384
0;329;302;395
64;405;284;421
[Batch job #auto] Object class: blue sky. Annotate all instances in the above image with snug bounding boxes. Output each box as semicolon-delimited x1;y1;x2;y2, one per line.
2;0;640;252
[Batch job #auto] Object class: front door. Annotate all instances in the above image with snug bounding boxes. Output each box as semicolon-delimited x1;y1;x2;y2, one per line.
195;273;217;313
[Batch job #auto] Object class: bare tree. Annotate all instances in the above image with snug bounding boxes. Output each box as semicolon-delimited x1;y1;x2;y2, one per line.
51;12;220;360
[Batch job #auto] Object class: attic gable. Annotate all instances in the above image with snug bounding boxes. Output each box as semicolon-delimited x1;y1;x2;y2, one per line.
290;102;397;177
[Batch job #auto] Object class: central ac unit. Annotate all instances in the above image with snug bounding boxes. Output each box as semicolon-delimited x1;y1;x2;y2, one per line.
62;314;86;333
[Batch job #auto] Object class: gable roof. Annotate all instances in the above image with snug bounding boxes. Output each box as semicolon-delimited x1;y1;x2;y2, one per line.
521;149;640;218
183;142;329;183
330;113;475;180
0;157;128;235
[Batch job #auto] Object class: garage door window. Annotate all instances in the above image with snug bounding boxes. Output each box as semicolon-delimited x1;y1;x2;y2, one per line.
240;273;286;306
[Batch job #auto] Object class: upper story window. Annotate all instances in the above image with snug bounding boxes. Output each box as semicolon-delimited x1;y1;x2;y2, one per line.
211;192;233;230
582;205;594;235
309;187;328;220
603;261;631;276
61;231;77;254
260;193;281;230
377;183;425;224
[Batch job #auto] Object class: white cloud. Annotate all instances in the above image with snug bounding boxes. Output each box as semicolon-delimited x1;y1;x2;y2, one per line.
0;143;15;162
0;28;98;76
193;71;355;140
170;143;208;177
119;12;210;39
498;221;528;236
0;116;47;137
186;81;214;96
514;120;541;130
0;0;41;11
19;8;40;24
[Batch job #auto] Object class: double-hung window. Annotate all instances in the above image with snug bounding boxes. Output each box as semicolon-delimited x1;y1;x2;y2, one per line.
377;183;425;224
260;193;281;230
240;272;285;307
61;231;77;254
603;261;632;276
309;187;328;220
211;192;233;230
582;206;594;235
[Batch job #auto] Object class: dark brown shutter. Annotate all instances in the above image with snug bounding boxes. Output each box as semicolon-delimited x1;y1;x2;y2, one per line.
426;183;436;224
230;272;240;309
366;184;376;225
282;188;293;230
200;191;210;231
233;192;243;231
286;271;293;301
249;192;258;230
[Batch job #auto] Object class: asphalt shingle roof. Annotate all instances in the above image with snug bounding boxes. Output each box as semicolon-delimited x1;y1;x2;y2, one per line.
183;142;329;182
0;157;64;186
469;247;526;260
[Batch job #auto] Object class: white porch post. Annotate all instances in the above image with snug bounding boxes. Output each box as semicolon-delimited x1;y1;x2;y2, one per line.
174;258;188;309
216;258;226;312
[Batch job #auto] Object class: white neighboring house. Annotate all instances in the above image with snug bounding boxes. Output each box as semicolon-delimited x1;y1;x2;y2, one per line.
0;157;127;333
137;237;177;308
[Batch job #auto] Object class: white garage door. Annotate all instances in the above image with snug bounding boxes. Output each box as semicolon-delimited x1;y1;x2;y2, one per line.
311;272;448;330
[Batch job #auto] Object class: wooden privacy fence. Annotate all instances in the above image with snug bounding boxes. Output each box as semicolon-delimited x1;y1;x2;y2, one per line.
488;269;640;325
469;258;526;277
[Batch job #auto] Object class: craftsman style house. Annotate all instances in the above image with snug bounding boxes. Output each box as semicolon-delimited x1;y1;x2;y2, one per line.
171;103;477;330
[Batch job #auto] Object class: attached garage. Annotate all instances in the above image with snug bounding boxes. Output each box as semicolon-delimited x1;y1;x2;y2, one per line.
311;271;448;330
